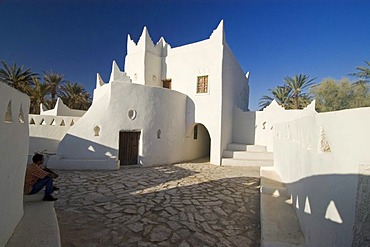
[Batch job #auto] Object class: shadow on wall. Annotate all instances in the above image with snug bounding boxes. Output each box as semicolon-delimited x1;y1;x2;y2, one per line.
55;164;261;246
29;136;61;154
269;173;369;246
232;109;256;145
54;133;118;160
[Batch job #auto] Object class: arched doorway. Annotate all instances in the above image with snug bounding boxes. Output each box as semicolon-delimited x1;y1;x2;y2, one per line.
186;123;211;161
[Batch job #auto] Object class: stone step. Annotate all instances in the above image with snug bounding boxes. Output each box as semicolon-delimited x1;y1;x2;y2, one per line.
221;158;274;167
24;192;44;202
227;143;267;152
223;150;273;160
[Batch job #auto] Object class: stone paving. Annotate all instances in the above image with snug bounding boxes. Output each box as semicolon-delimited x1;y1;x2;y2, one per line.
54;159;261;247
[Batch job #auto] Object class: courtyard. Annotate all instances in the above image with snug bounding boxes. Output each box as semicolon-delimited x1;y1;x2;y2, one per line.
54;159;261;247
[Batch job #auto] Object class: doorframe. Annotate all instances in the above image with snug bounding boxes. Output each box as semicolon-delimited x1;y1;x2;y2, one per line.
118;129;141;166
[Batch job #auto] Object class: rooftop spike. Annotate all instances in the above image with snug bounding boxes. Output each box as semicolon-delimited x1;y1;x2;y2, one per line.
109;60;122;82
96;73;105;88
40;103;47;114
210;19;225;44
138;26;154;47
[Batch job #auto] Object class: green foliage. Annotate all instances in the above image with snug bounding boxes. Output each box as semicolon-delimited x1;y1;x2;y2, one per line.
259;74;315;110
0;61;92;113
43;71;65;108
350;61;370;83
310;78;370;112
283;74;316;109
58;82;91;110
0;60;37;93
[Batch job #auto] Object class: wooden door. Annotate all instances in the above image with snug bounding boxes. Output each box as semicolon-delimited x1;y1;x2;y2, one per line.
119;131;140;165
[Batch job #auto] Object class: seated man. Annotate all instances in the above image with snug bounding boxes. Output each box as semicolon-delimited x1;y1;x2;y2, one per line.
24;153;59;201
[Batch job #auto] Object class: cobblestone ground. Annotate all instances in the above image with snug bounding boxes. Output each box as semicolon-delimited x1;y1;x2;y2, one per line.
54;159;261;247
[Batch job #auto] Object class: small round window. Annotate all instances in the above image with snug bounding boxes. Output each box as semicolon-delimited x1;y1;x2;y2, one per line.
128;109;137;120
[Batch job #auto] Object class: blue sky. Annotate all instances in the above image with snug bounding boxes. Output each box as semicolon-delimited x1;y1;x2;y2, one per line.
1;0;369;110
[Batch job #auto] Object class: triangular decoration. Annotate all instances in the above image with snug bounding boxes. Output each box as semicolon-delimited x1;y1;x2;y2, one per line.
325;200;343;224
29;118;35;125
40;118;46;125
4;100;12;123
70;119;75;126
304;196;312;214
295;195;300;209
50;119;56;126
60;120;65;126
18;104;25;123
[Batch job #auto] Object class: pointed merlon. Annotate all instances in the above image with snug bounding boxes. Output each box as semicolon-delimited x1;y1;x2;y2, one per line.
138;26;154;47
40;103;47;114
157;37;168;47
96;73;105;88
246;71;250;79
109;60;122;82
210;19;225;44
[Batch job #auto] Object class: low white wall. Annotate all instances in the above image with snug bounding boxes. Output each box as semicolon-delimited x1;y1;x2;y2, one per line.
0;83;30;246
232;101;315;151
28;115;80;155
273;107;370;246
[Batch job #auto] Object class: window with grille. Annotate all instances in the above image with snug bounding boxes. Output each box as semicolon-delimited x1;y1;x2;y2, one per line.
197;75;208;94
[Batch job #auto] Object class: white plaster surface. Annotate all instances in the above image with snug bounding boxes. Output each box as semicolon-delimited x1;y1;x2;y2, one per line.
232;100;316;151
273;107;370;246
50;20;248;169
29;114;80;154
0;82;30;246
41;97;85;117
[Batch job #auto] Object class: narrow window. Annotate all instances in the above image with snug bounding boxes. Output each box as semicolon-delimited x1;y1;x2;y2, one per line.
163;79;172;89
197;75;208;94
193;125;198;140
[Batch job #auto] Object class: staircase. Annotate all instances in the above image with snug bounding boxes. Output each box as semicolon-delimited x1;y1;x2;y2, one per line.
221;143;273;167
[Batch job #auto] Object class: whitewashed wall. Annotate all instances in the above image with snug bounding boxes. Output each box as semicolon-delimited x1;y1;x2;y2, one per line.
124;21;245;165
164;23;224;165
233;101;316;151
0;82;30;246
49;77;211;170
273;107;370;246
222;41;249;160
28;115;80;154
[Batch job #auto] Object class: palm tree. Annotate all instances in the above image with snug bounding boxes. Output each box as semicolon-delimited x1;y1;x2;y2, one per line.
0;60;37;93
259;86;292;110
351;61;370;83
43;71;65;108
59;82;91;110
28;77;50;114
284;74;316;109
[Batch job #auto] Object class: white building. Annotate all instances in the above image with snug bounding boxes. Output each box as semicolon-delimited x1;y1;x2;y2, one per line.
49;20;250;170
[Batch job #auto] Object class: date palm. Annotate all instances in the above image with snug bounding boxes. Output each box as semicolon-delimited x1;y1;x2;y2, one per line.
59;82;91;110
0;60;37;93
259;86;292;110
351;61;370;83
284;74;316;109
43;71;65;108
28;77;50;114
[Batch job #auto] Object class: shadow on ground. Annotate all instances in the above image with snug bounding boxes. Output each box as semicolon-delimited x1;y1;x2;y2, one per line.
54;159;261;247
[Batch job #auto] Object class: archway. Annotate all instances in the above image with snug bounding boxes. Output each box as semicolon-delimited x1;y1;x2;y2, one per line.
186;123;211;161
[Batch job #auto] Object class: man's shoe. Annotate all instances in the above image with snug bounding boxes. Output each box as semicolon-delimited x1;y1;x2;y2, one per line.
53;186;60;191
43;195;58;201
